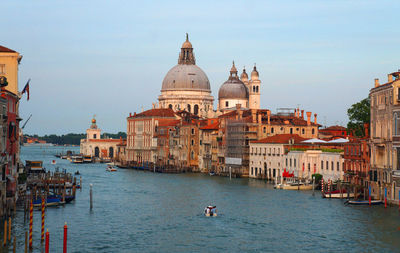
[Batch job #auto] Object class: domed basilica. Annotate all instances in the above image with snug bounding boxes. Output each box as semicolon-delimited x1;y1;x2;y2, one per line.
158;34;261;118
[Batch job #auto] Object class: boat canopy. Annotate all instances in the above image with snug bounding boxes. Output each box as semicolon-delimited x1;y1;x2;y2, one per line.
302;138;327;143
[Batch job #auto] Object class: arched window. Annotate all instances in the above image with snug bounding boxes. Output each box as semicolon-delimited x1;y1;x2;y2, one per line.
194;104;199;115
187;104;191;112
263;127;266;133
94;147;100;157
256;86;259;93
225;101;229;107
168;104;173;109
290;128;293;134
109;147;114;158
302;129;305;134
312;128;315;135
271;127;274;134
253;86;255;92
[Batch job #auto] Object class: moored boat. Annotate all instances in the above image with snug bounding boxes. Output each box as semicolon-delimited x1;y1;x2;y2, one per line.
72;156;84;163
344;200;383;205
83;155;92;163
33;196;61;207
322;189;355;199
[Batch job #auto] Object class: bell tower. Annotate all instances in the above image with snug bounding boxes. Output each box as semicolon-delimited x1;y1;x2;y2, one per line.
86;116;101;140
249;64;261;109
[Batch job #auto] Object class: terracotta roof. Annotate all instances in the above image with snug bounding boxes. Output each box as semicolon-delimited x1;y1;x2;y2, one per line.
0;46;16;53
251;134;307;144
321;125;346;131
200;121;219;130
129;108;176;119
86;139;122;143
158;119;181;127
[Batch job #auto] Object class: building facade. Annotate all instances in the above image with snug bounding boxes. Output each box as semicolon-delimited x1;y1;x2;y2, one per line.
370;70;400;202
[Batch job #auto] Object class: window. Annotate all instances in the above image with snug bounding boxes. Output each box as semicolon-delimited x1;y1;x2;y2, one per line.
326;161;329;170
93;134;97;139
337;162;340;171
286;158;288;166
290;128;293;134
187;104;191;112
225;101;229;107
394;112;400;135
321;161;324;170
191;140;194;146
331;161;334;171
312;128;315;135
294;159;296;167
308;163;310;171
169;104;173;109
191;128;195;135
271;128;274;133
263;127;266;133
0;64;5;75
302;129;305;134
194;104;199;115
290;159;292;167
255;168;258;176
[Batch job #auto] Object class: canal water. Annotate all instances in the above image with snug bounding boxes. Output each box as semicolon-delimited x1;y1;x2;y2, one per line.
6;146;400;252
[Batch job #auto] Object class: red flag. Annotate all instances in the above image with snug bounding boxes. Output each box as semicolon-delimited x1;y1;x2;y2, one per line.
22;79;30;100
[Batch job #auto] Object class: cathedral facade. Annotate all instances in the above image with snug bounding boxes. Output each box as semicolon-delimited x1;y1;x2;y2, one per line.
158;35;261;117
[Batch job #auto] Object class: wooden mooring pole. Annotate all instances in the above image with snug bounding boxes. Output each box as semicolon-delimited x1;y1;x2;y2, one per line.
90;184;93;210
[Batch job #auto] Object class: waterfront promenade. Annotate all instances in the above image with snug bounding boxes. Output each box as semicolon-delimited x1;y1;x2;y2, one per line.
7;146;400;252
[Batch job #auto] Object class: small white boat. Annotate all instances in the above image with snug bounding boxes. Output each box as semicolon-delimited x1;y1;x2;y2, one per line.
204;205;217;217
106;166;117;172
282;183;313;190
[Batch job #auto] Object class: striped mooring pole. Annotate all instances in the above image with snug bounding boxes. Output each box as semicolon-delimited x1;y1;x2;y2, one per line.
29;200;33;249
41;197;45;242
321;179;324;193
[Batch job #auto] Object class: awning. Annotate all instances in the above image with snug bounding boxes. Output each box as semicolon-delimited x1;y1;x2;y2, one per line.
302;138;327;143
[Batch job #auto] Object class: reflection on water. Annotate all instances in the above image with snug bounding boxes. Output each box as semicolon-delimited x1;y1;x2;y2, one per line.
4;146;400;252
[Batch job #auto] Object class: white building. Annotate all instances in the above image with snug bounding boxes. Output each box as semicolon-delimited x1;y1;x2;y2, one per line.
249;134;345;181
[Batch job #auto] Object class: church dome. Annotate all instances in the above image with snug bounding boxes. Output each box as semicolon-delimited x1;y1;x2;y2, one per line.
161;64;211;91
161;34;211;92
218;62;249;99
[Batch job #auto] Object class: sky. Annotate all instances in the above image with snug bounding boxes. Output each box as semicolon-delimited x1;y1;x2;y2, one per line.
1;0;399;135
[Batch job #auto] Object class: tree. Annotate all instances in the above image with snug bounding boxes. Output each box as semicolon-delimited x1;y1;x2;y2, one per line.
347;97;370;137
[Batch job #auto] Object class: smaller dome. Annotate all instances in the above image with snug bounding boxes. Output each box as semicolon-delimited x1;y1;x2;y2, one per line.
219;63;249;100
240;68;248;82
251;65;259;80
182;33;192;48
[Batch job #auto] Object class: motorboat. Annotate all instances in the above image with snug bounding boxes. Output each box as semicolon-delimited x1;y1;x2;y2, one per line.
72;156;84;163
106;166;117;172
209;172;215;176
322;189;355;199
75;170;81;175
204;205;217;217
33;196;61;207
83;155;92;163
344;200;383;205
281;183;313;190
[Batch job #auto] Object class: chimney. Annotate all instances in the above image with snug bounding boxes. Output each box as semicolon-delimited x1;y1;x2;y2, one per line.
251;109;257;123
267;110;271;125
364;123;369;138
301;110;304;119
152;103;155;109
388;74;393;83
297;108;300;118
134;112;136;117
374;78;380;87
314;113;317;124
294;109;297;117
306;112;312;126
129;112;132;117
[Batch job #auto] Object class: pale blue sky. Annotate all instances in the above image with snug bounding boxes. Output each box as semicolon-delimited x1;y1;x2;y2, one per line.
1;0;399;135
